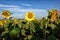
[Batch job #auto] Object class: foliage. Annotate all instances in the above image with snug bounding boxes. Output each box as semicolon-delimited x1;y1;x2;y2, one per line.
0;9;60;40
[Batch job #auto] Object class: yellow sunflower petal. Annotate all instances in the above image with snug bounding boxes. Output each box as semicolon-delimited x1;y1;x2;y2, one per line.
0;21;3;26
25;11;35;21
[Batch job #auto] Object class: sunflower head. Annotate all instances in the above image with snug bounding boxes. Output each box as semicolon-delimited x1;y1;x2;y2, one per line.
50;10;58;22
2;10;11;19
25;11;35;21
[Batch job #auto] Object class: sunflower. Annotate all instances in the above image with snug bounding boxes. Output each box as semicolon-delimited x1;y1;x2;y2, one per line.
0;21;3;26
50;10;58;22
2;10;11;19
25;11;35;21
13;18;17;24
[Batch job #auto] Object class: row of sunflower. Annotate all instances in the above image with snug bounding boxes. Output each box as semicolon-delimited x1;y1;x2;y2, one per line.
0;9;60;40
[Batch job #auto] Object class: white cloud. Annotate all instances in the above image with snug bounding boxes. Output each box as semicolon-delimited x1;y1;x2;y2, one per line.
0;4;20;7
8;8;48;19
20;4;32;6
0;4;48;19
7;8;47;12
0;4;20;19
0;13;2;19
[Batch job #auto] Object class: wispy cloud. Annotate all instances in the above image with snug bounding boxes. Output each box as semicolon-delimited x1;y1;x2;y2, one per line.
7;8;47;12
0;4;21;19
0;13;2;19
0;4;48;19
20;4;32;6
7;8;48;19
0;4;20;8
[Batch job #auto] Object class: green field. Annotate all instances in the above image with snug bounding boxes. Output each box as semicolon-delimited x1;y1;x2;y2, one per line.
0;9;60;40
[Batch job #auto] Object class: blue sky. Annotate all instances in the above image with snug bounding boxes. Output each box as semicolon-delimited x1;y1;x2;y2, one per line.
0;0;60;19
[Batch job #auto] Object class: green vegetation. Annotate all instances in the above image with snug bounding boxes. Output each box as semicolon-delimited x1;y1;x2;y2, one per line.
0;9;60;40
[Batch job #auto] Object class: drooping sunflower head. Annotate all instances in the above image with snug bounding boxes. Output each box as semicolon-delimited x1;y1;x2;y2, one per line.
25;11;35;21
50;9;58;22
2;10;11;19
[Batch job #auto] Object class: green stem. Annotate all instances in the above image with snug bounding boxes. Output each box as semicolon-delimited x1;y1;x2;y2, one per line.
44;23;47;40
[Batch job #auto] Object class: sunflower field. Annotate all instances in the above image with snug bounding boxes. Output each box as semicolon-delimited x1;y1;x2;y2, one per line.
0;9;60;40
